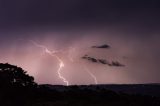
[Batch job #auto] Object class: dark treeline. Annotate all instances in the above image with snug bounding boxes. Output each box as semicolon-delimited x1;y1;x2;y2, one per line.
0;63;160;106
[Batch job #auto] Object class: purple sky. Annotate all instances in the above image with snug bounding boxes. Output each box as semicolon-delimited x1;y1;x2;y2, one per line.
0;0;160;85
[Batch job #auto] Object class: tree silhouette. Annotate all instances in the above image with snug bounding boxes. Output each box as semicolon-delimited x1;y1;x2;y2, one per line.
0;63;37;106
0;63;37;88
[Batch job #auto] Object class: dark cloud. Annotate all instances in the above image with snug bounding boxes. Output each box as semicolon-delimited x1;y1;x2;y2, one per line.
82;55;125;67
98;59;108;64
0;0;159;84
92;44;110;49
82;55;98;63
0;0;160;29
109;61;125;67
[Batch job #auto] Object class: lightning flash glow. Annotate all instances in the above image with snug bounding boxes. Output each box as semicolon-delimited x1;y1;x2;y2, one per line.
30;40;99;85
84;66;98;84
30;40;69;86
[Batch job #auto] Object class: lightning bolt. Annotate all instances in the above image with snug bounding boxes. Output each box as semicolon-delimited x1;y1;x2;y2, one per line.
67;46;98;85
30;40;69;86
67;47;98;84
83;66;98;84
30;40;98;85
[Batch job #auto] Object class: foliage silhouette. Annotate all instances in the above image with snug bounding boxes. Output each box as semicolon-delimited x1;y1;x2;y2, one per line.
0;63;37;88
0;63;160;106
0;63;37;106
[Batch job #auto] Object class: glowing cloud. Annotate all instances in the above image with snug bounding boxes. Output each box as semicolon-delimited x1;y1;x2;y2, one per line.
30;40;69;86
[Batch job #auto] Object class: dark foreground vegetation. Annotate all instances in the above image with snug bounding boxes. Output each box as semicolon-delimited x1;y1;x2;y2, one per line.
0;63;160;106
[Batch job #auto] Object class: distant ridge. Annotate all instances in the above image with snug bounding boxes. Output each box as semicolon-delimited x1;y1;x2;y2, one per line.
40;83;160;97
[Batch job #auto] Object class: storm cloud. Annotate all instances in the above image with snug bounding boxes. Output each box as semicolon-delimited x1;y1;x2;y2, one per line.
82;55;125;67
92;44;110;49
0;0;160;85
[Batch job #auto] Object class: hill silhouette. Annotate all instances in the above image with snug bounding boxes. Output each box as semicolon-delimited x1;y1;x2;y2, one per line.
0;63;160;106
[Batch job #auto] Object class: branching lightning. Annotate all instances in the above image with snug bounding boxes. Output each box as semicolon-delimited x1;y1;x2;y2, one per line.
67;47;98;84
30;40;69;86
83;66;98;84
30;40;98;85
67;46;98;85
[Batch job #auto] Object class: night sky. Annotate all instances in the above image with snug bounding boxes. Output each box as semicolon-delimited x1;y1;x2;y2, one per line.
0;0;160;85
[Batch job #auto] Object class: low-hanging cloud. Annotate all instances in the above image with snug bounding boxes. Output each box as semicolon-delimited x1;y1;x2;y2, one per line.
92;44;110;49
82;55;125;67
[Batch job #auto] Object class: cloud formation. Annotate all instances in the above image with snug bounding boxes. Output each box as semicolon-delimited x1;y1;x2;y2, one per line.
92;44;110;49
82;55;125;67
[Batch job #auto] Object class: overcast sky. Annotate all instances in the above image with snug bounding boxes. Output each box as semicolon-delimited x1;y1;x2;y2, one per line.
0;0;160;85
